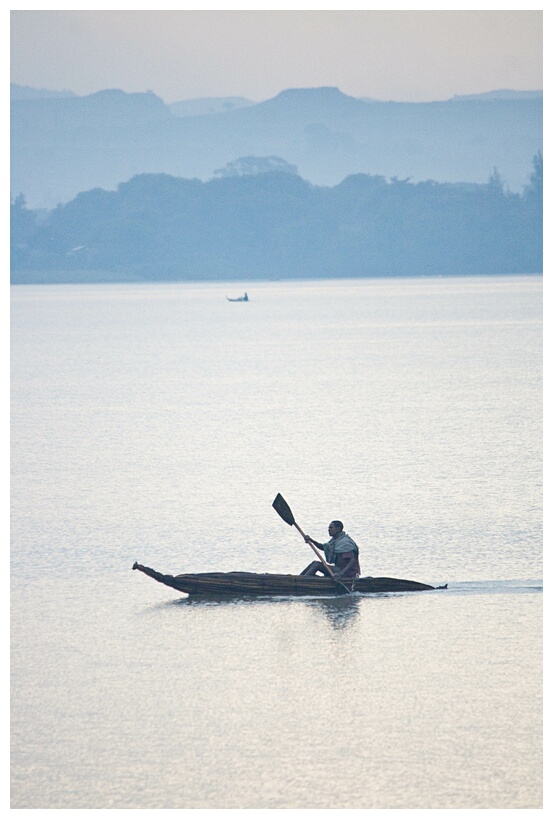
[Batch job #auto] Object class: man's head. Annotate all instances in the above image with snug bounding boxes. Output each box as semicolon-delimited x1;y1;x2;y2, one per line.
328;520;344;537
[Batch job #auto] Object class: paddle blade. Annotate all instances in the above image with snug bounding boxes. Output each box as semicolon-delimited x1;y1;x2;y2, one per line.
272;493;295;526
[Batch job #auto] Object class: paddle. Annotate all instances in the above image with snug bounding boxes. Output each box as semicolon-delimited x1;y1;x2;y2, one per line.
272;493;351;594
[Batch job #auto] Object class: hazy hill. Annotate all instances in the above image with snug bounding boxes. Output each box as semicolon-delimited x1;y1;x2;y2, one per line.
450;90;543;101
169;96;254;116
10;83;77;100
11;85;542;209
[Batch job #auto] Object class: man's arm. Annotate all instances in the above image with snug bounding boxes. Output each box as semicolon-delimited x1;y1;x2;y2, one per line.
304;535;325;549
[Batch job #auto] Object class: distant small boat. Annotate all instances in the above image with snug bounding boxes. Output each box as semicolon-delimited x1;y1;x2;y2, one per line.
226;292;249;302
132;562;446;597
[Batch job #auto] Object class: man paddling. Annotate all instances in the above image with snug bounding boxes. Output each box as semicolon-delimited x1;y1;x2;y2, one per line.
300;520;360;579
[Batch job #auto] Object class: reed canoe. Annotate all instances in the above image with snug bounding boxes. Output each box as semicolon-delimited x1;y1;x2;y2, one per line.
132;562;445;597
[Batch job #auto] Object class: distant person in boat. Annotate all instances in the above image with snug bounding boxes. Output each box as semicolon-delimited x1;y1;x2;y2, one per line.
300;520;360;579
243;292;248;301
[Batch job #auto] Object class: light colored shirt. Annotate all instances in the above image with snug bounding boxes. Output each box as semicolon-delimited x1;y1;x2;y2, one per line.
323;531;359;565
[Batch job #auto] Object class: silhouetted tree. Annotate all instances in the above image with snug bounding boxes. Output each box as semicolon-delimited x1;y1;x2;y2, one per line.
10;194;37;267
524;151;543;202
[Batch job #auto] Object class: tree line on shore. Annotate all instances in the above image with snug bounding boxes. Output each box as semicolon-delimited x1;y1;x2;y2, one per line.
10;153;542;283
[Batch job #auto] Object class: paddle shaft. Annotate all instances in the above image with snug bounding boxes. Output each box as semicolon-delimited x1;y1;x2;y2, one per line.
292;521;337;577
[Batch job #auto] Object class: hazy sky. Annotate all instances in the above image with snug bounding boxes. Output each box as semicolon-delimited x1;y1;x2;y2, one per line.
10;8;542;103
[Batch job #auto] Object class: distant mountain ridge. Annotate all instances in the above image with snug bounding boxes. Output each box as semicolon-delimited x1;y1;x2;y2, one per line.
169;96;254;117
450;89;543;101
249;86;369;118
10;84;542;209
10;83;77;100
11;82;541;105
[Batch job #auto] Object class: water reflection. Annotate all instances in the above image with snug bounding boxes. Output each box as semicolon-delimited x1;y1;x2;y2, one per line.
160;592;363;631
304;594;361;629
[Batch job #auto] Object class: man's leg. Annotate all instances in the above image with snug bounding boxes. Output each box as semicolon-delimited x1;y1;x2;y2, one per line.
300;561;330;576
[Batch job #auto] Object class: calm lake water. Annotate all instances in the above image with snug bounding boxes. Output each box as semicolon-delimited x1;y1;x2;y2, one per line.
11;276;542;809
